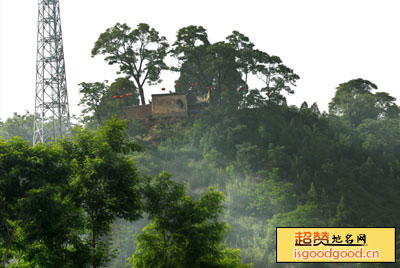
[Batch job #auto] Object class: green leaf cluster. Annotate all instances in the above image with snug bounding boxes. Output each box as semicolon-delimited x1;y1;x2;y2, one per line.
130;172;252;268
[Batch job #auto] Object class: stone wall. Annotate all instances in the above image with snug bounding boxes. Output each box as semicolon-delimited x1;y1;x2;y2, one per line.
151;93;188;118
122;104;152;121
122;93;189;121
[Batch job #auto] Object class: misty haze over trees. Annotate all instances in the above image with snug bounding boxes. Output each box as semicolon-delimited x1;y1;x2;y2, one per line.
0;23;399;268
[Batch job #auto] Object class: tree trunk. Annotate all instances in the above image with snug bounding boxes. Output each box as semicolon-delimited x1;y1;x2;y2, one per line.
2;210;21;268
138;86;146;105
92;233;97;268
92;199;99;268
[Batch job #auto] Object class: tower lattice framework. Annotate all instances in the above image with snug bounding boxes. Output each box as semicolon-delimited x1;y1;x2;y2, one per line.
33;0;70;144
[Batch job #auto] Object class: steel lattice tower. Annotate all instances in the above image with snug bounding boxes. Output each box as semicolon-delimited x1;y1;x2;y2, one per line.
33;0;70;144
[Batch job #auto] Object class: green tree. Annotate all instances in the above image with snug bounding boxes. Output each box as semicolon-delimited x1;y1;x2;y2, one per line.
172;26;298;108
78;81;109;125
0;137;87;267
0;118;151;268
250;50;299;104
171;26;243;106
356;118;400;156
60;118;145;268
331;195;354;226
226;31;256;85
226;30;299;105
241;89;266;109
108;77;139;106
329;78;400;125
130;172;252;268
92;23;169;105
0;112;34;143
79;78;139;127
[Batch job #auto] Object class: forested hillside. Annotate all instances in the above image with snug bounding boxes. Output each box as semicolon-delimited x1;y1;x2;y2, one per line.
1;22;400;268
113;95;400;267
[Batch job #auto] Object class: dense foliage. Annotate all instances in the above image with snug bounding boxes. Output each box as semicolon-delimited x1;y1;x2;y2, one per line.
1;22;400;268
125;98;400;267
0;118;247;268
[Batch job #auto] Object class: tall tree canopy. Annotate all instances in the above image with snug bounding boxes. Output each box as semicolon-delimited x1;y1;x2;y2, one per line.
171;25;242;106
92;23;169;105
329;78;400;125
79;78;139;126
171;26;299;107
226;30;299;104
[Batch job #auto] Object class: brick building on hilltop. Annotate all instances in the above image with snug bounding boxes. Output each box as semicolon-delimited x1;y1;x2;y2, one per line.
123;93;204;121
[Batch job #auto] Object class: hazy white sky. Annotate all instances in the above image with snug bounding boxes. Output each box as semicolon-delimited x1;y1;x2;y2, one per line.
0;0;399;120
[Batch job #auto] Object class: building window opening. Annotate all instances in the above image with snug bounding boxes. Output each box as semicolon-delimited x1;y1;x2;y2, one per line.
176;99;184;109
